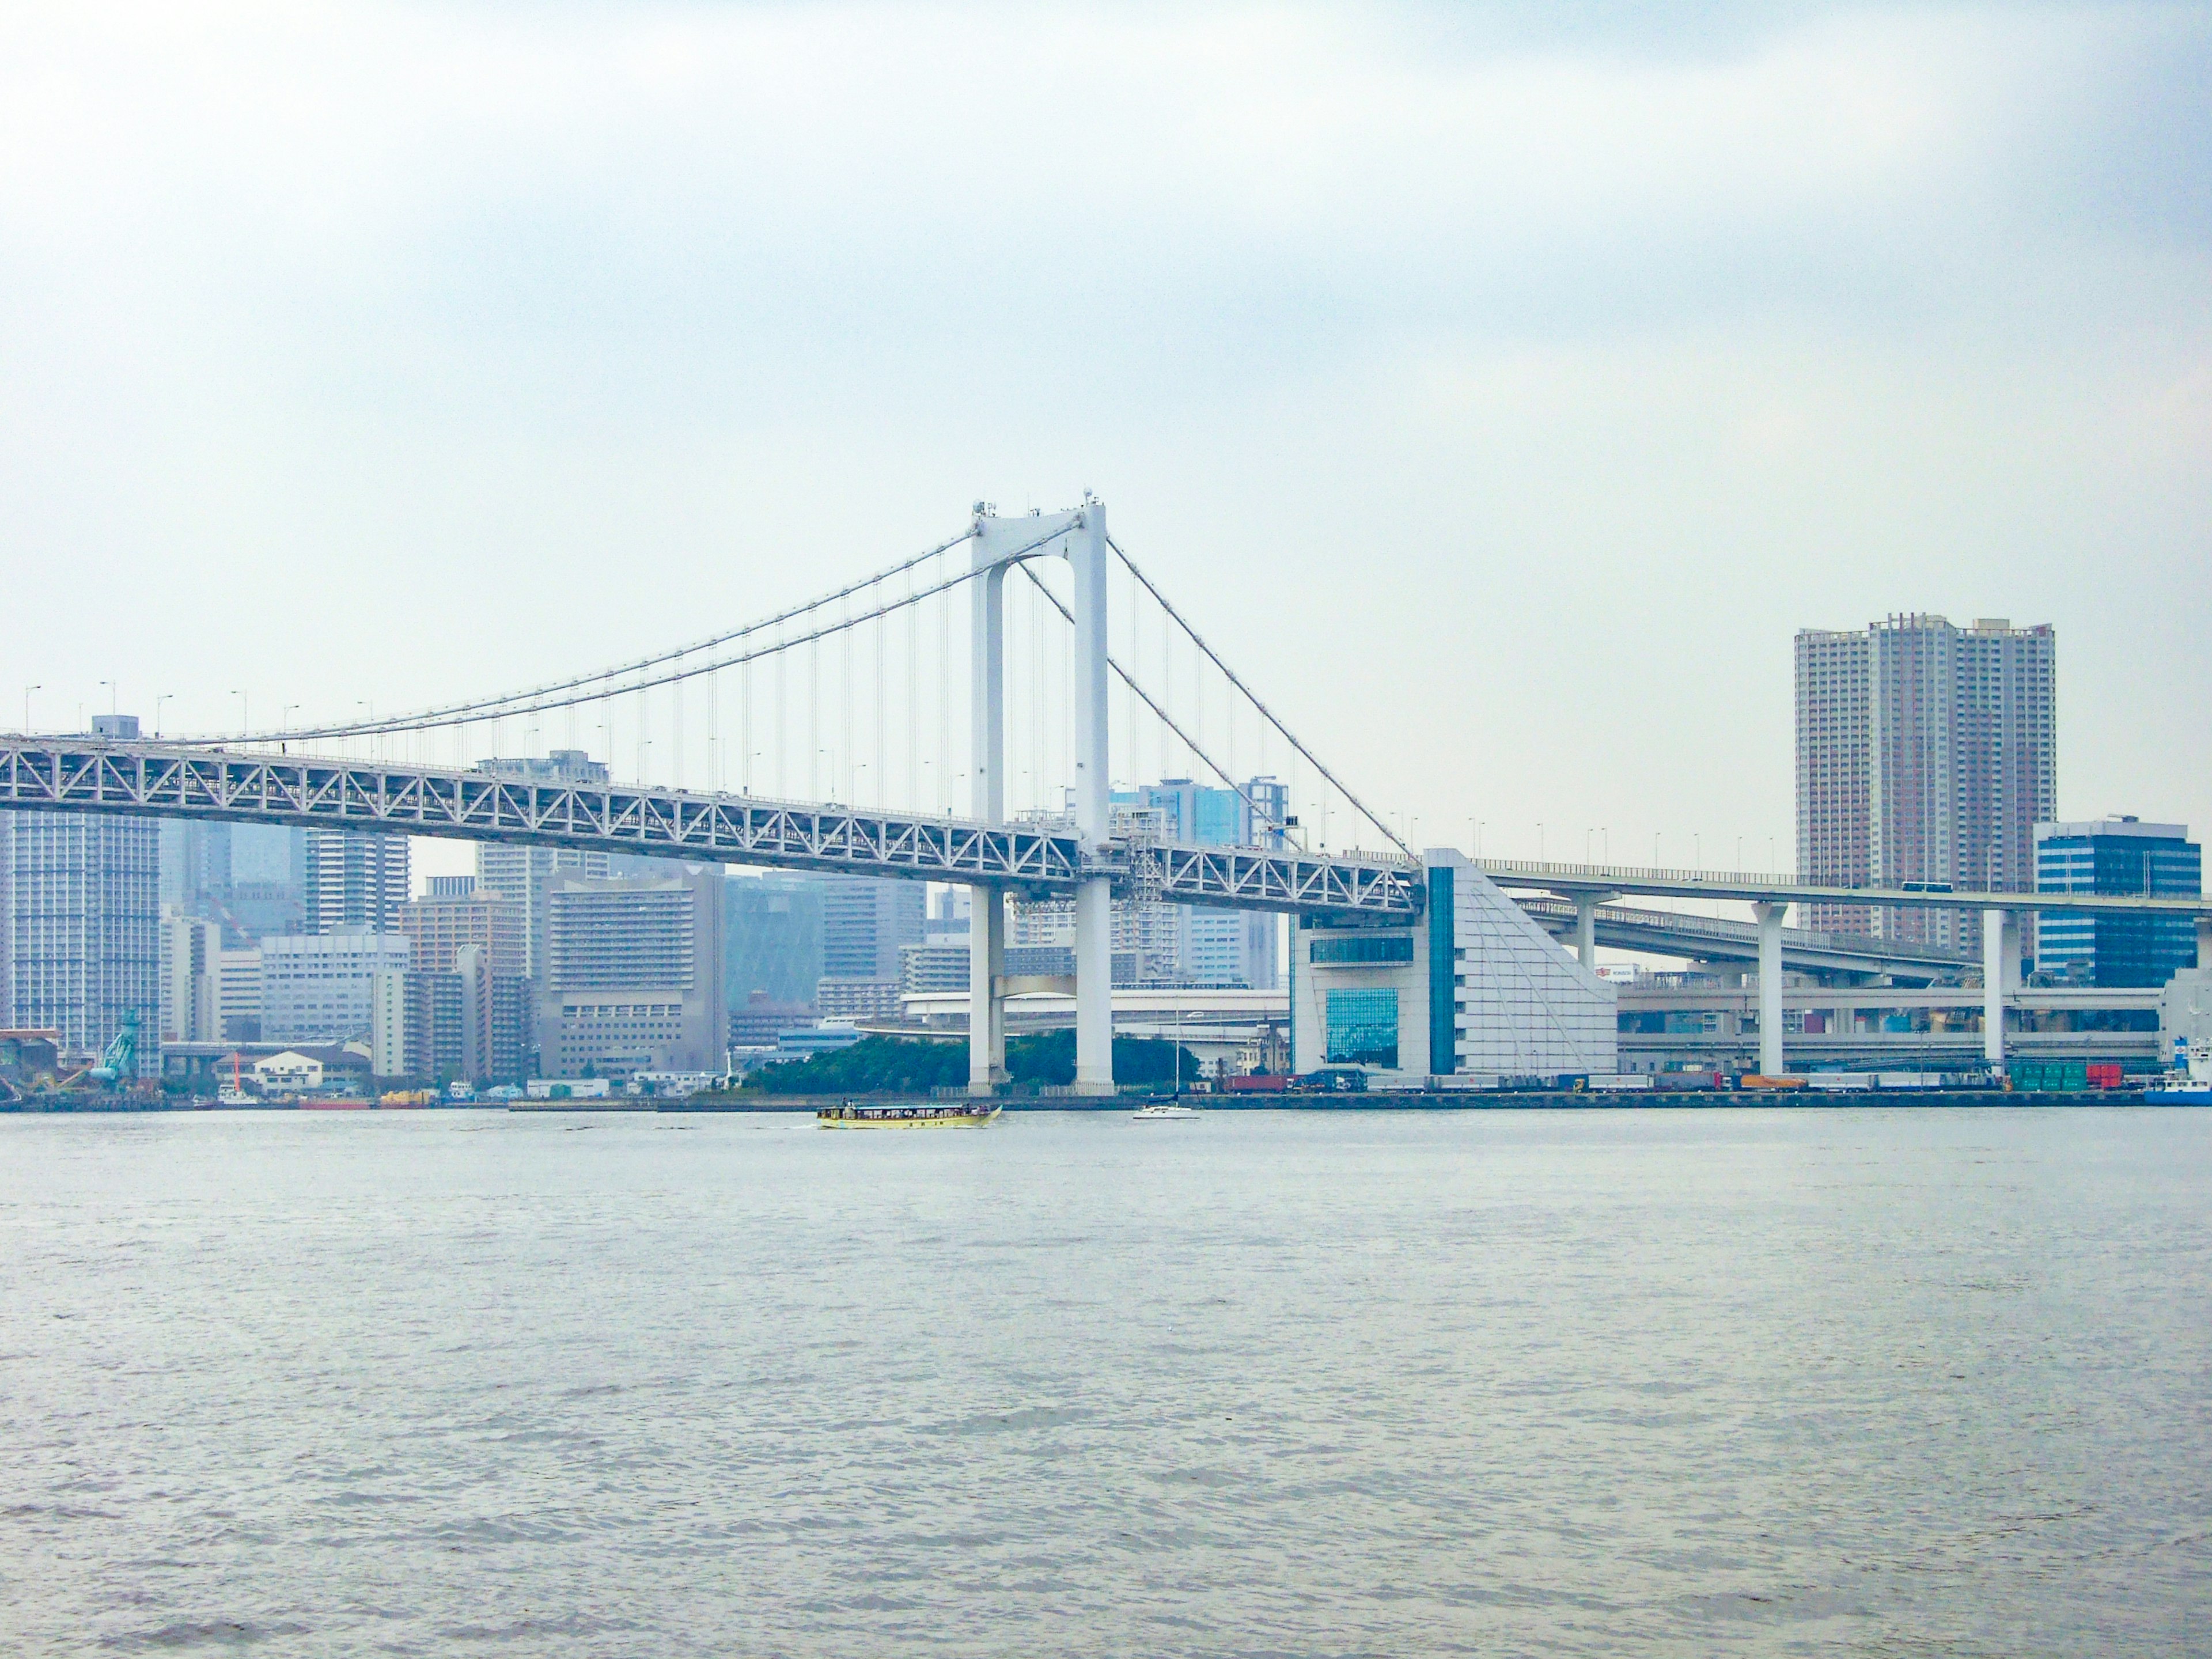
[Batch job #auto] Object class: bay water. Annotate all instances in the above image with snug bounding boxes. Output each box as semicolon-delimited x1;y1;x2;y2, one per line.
2;1107;2206;1655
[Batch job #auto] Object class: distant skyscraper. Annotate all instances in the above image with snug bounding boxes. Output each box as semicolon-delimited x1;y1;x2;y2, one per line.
158;907;224;1045
1;809;159;1065
540;867;726;1078
1796;615;2056;950
817;874;925;1010
162;820;309;943
2035;817;2200;986
473;752;615;980
1103;776;1287;987
305;831;410;935
820;874;926;980
725;872;825;1007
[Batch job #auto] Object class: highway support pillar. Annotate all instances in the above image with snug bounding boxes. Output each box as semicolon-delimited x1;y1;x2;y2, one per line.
1983;908;2018;1070
1573;893;1606;968
1753;902;1787;1077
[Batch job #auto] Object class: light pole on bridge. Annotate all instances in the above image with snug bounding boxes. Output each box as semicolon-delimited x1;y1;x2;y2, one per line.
22;684;39;733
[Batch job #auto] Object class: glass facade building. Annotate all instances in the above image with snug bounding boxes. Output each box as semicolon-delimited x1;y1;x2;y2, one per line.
2035;817;2200;987
1;810;159;1067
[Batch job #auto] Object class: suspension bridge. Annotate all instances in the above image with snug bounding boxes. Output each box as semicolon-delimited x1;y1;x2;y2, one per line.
1;500;1423;1096
11;497;2207;1088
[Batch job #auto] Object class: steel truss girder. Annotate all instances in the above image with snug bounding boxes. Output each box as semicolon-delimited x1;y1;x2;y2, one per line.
0;740;1422;919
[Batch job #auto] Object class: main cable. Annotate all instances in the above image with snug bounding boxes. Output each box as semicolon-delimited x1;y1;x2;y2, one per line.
1108;535;1414;863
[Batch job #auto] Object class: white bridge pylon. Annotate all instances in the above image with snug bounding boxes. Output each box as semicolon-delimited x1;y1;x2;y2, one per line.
968;501;1113;1096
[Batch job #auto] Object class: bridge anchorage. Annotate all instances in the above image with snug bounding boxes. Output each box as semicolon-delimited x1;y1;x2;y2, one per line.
1;498;1423;1098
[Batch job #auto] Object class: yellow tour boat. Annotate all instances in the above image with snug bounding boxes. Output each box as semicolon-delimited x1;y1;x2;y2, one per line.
816;1102;1002;1128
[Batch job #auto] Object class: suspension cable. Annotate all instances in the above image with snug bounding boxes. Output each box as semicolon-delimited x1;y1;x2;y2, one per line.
193;526;977;745
1013;563;1291;847
1108;535;1414;863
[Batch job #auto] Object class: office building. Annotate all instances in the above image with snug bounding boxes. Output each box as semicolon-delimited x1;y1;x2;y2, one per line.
261;930;411;1045
728;991;821;1048
1;804;159;1067
539;866;725;1078
217;946;263;1041
471;753;616;980
816;976;903;1021
1291;851;1616;1080
821;874;926;982
304;831;410;934
2035;817;2201;986
1796;615;2056;950
400;888;525;980
160;820;307;944
725;872;825;1007
158;907;224;1046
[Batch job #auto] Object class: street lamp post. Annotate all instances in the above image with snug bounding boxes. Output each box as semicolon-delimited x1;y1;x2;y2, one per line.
153;694;172;736
22;685;40;732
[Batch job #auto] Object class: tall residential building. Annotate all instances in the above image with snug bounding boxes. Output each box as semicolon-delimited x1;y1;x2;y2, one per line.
472;749;616;982
1;808;160;1066
304;831;410;935
158;908;224;1045
2035;817;2201;987
261;930;411;1045
1796;615;2056;950
400;889;526;980
539;867;726;1078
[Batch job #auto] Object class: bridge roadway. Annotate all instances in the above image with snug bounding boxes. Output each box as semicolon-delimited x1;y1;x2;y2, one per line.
1514;894;1975;982
0;736;1421;920
1475;857;2212;919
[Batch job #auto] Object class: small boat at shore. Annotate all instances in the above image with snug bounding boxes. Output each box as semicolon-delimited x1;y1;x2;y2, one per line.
2147;1039;2212;1104
816;1102;1001;1128
1132;1101;1199;1120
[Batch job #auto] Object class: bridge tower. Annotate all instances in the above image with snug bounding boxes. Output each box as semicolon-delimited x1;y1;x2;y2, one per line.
968;500;1113;1097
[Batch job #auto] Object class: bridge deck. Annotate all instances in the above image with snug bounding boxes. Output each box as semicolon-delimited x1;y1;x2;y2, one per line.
0;737;1422;919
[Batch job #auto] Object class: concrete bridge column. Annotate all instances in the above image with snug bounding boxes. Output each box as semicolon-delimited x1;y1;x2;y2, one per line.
1983;908;2018;1069
1573;893;1607;968
968;886;1007;1095
1754;902;1787;1076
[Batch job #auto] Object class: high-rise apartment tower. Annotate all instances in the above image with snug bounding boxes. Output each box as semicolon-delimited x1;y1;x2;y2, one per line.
1796;615;2055;950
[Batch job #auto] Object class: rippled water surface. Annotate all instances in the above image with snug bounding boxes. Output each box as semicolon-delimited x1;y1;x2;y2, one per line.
2;1107;2207;1656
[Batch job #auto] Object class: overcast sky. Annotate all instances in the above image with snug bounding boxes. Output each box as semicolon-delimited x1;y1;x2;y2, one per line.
3;1;2206;881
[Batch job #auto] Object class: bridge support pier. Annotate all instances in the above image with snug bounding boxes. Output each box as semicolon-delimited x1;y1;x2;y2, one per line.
1573;892;1609;968
968;886;1007;1095
1753;902;1786;1076
1074;877;1113;1094
1983;907;2018;1071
